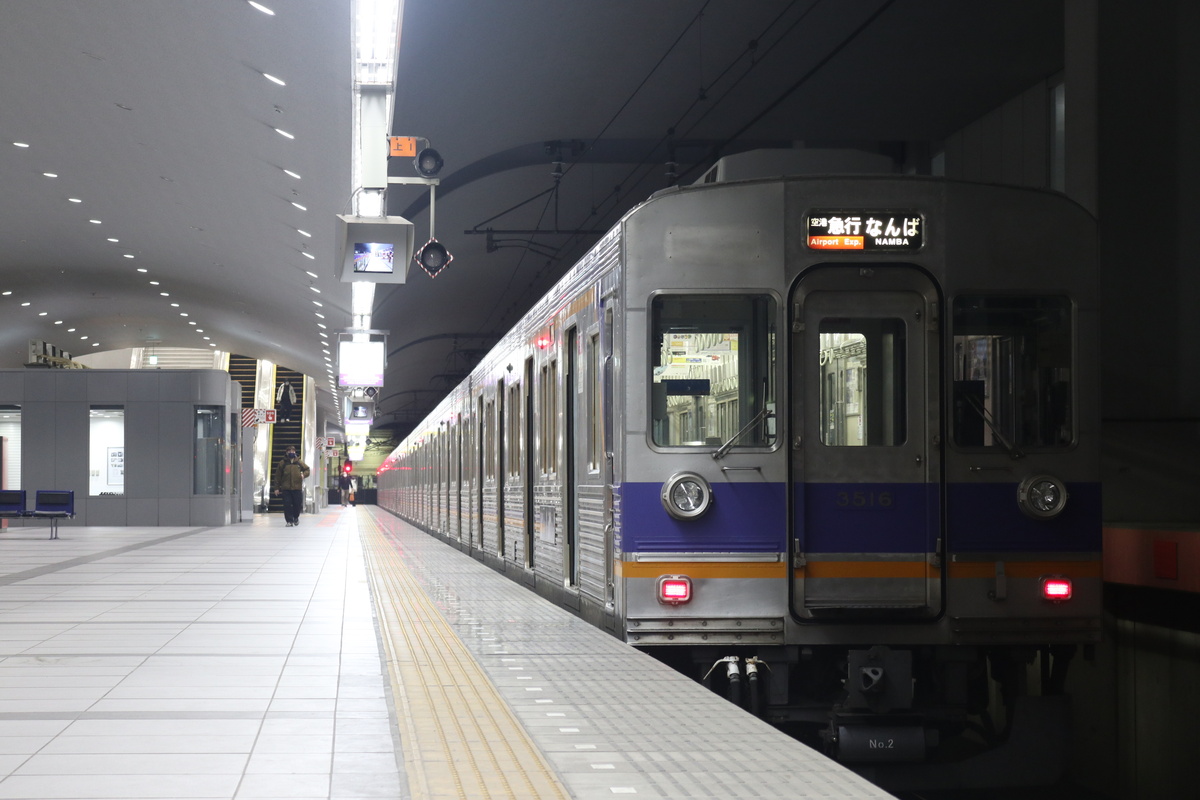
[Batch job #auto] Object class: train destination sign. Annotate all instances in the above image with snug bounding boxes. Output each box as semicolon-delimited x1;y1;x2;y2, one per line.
806;210;923;251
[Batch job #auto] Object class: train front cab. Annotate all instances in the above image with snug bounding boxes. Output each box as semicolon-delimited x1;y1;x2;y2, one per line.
629;178;1101;777
787;181;1102;772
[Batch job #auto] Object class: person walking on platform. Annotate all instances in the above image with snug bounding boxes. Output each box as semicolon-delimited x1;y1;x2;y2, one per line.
338;472;352;507
272;446;310;527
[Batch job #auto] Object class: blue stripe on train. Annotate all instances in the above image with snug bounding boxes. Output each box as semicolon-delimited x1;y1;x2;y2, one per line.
945;481;1102;552
619;480;1102;555
618;481;786;553
798;483;939;554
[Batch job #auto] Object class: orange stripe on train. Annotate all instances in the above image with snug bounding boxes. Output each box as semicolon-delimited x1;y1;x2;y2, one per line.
617;559;1101;580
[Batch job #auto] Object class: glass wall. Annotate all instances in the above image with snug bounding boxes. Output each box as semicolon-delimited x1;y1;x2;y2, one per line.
89;406;125;496
194;405;226;495
0;406;20;490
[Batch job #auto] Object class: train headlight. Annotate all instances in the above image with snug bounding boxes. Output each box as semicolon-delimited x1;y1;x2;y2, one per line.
661;472;712;520
1017;474;1068;520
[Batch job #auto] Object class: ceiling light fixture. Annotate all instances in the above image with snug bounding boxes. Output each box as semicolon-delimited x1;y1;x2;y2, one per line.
284;169;301;179
13;142;30;148
274;128;295;139
291;202;307;210
89;219;101;224
43;172;57;178
107;237;119;242
297;229;311;237
69;198;82;203
309;287;321;293
137;268;148;273
302;252;315;259
263;73;286;86
306;271;319;278
123;254;135;259
248;1;275;15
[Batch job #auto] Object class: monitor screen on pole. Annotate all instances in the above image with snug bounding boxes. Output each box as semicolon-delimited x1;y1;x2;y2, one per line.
338;341;385;387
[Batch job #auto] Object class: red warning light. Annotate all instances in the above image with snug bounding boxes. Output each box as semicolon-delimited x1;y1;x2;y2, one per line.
658;576;692;604
1042;577;1072;601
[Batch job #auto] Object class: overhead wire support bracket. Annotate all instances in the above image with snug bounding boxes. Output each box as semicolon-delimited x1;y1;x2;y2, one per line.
463;228;608;236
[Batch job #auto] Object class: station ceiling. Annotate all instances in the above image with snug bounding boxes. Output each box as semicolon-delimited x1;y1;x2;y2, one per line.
0;0;1063;441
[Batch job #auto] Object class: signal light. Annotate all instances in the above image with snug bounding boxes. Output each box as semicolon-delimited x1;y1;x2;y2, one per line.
1042;576;1072;601
414;238;452;278
414;147;443;177
657;575;692;605
343;459;353;475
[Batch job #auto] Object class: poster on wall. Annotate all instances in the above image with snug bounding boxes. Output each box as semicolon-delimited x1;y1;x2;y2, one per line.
107;447;124;486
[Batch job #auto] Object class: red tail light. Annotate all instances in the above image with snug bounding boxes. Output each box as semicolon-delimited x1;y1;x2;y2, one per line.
1042;576;1072;601
658;576;692;604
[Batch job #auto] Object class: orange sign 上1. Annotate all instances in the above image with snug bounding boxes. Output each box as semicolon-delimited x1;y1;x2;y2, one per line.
389;136;417;157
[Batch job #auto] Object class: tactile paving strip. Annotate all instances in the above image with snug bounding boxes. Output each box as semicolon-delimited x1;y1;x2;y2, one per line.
360;515;571;800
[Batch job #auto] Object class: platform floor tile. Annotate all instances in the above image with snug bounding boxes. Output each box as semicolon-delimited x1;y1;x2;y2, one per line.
361;508;893;799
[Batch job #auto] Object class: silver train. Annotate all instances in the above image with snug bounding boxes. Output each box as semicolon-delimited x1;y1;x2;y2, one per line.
377;159;1101;781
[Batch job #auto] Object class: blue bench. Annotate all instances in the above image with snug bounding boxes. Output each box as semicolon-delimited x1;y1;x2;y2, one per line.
0;489;74;539
0;490;25;521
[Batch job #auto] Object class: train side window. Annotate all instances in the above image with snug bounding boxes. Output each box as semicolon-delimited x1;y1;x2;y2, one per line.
539;360;558;475
952;296;1073;449
588;333;601;470
483;398;496;480
818;319;907;446
650;294;776;448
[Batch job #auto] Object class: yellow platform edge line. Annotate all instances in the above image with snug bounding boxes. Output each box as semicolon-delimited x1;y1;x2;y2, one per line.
358;517;571;800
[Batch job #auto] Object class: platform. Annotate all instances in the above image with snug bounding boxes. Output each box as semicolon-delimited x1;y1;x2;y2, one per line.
0;507;892;799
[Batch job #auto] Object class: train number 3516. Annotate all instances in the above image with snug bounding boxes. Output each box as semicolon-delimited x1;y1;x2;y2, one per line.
835;491;893;508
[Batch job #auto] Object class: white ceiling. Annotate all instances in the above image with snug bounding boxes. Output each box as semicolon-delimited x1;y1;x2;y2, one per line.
0;0;1064;436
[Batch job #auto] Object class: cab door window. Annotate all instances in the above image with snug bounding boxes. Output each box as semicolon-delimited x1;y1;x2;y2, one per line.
952;296;1072;449
650;294;776;448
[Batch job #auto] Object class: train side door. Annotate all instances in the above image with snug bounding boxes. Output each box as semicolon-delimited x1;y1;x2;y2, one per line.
790;266;942;620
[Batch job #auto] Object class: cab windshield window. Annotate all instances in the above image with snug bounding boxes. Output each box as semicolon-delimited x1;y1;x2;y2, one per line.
952;296;1073;449
650;294;775;447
